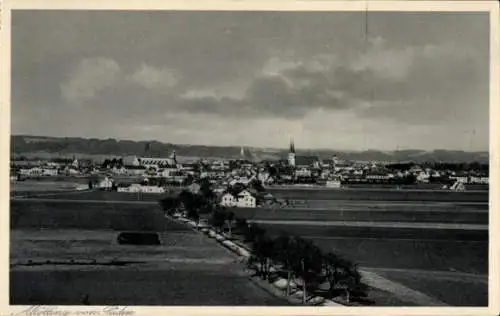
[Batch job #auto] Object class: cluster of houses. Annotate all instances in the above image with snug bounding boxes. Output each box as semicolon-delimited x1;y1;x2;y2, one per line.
97;177;167;194
220;189;258;208
96;173;262;208
11;138;489;189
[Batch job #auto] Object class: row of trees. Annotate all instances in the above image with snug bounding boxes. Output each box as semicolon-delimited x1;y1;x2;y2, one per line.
385;162;489;174
237;217;367;304
101;158;124;169
159;187;368;305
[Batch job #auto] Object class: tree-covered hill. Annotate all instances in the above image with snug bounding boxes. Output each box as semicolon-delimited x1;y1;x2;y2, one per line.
10;135;489;163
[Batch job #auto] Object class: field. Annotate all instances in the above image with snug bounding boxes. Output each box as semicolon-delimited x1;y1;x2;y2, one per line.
10;186;489;306
13;190;174;202
231;203;488;224
10;180;85;193
10;199;289;305
340;183;489;190
267;187;488;202
233;188;489;306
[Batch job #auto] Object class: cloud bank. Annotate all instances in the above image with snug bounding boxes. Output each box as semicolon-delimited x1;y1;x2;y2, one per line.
12;11;489;151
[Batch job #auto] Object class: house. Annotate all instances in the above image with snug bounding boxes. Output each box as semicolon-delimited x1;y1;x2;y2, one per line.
450;176;468;183
450;181;466;191
117;183;131;192
125;165;146;176
295;167;312;177
18;168;33;176
409;165;424;174
137;156;177;168
99;177;114;190
237;194;256;208
211;161;226;170
229;178;251;186
320;170;331;179
120;183;165;194
365;172;391;181
140;186;165;194
42;168;58;176
112;166;127;175
200;171;218;179
295;156;320;169
326;179;342;188
257;172;270;183
68;168;80;176
236;190;257;208
469;176;489;184
321;160;331;168
127;183;142;193
334;162;354;172
220;192;237;207
162;168;180;178
416;171;430;183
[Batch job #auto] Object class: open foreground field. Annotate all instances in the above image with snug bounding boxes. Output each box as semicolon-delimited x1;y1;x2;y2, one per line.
267;187;489;202
10;186;489;306
232;189;489;306
232;202;488;224
10;200;289;305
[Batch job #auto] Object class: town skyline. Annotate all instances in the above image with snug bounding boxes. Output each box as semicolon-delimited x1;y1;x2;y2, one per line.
12;11;490;151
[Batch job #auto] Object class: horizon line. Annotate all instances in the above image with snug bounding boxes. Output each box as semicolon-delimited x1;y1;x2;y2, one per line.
11;134;490;154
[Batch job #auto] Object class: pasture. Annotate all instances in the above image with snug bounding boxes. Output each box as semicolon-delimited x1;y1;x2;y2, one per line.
10;199;289;305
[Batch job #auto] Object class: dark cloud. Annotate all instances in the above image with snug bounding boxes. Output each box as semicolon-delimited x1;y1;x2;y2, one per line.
11;10;490;150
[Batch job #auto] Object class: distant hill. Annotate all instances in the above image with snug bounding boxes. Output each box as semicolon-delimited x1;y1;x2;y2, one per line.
10;135;489;163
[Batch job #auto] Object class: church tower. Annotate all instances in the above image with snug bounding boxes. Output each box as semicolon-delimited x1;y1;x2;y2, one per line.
170;150;177;164
288;138;296;167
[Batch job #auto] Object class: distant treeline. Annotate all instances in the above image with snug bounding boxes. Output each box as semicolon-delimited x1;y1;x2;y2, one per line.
11;135;245;158
11;135;489;163
385;162;489;173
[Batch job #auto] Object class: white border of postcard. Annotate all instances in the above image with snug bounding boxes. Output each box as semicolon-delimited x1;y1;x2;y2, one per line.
0;1;498;316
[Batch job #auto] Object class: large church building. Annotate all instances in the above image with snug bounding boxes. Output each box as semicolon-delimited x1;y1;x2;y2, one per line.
287;138;321;169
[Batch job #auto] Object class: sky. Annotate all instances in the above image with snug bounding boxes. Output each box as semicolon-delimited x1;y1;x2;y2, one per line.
11;11;490;151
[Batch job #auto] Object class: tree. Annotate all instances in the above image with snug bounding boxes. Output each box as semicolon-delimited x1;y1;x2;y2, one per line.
229;160;239;170
235;217;249;235
248;224;266;243
101;159;110;169
322;252;343;298
225;210;235;238
252;234;274;280
229;182;246;196
159;197;179;215
249;179;265;193
272;233;295;296
335;259;367;303
199;178;216;203
184;174;194;186
289;237;323;303
177;189;204;224
209;208;227;232
403;174;417;185
186;207;200;224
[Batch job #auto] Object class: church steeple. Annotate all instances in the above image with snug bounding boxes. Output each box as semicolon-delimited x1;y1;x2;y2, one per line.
170;150;177;164
288;137;296;167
